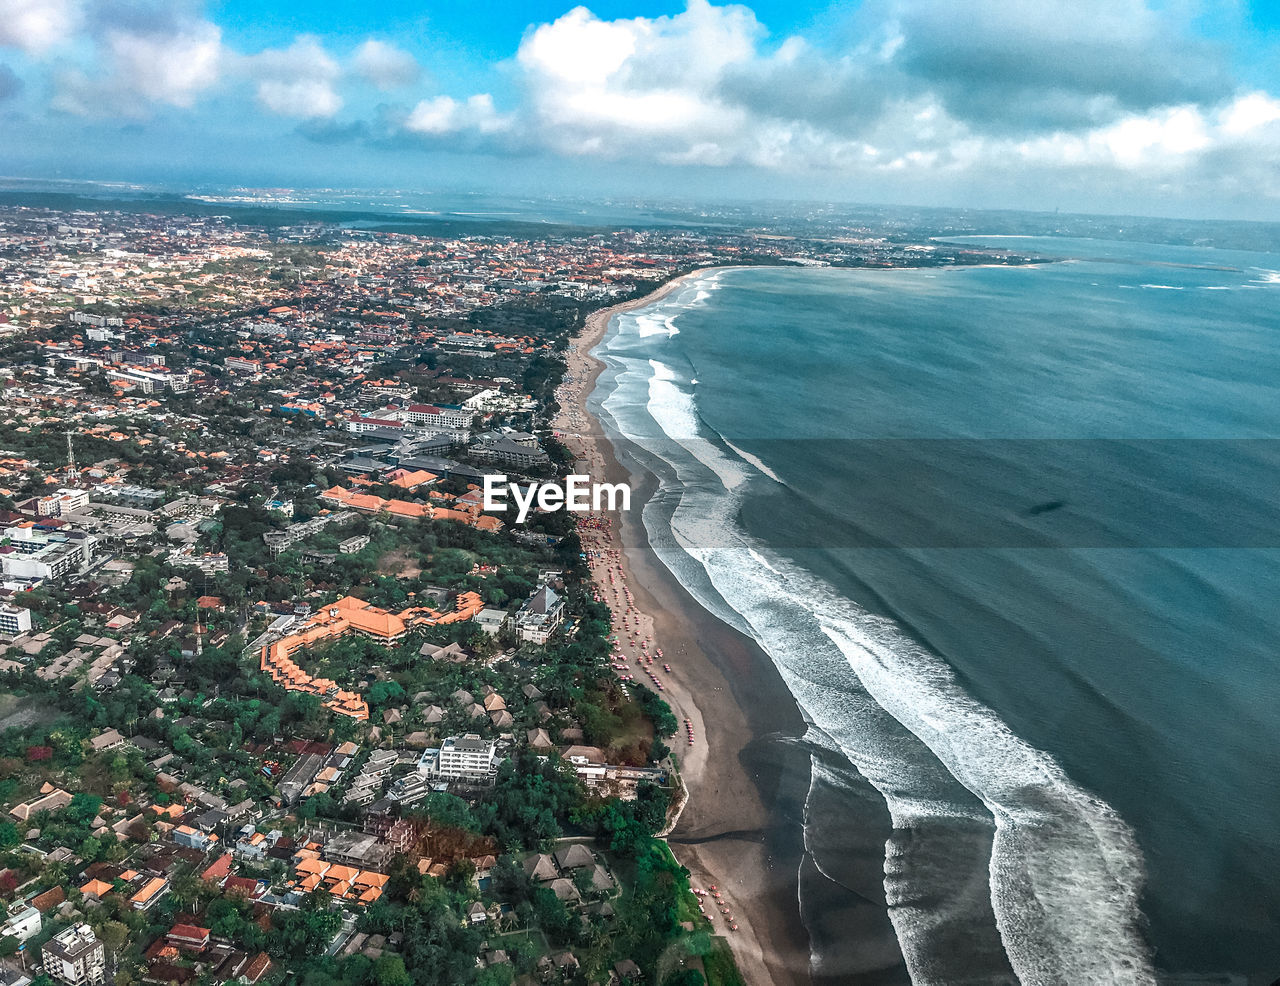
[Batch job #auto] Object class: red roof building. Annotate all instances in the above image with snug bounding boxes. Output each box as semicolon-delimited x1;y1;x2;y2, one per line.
166;924;211;951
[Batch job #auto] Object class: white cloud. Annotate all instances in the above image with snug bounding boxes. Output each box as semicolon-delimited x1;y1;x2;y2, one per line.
439;0;1279;208
352;39;419;90
0;0;80;55
249;37;341;119
509;0;766;161
519;6;641;87
104;20;221;107
404;93;509;136
1001;95;1280;175
1219;91;1280;136
52;14;223;116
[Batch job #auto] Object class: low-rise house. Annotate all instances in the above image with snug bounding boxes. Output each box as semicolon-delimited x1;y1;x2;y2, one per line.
173;825;213;851
548;878;581;904
130;875;169;910
554;844;596;872
0;902;41;942
88;728;125;753
523;853;558;883
166;923;210;952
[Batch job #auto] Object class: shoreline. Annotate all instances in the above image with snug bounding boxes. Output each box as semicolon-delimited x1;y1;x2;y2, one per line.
552;268;814;986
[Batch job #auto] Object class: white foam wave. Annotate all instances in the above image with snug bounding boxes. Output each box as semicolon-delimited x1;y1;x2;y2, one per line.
1139;284;1183;290
816;612;1153;985
636;311;681;337
724;438;785;483
746;546;781;575
645;359;750;491
632;435;1155;982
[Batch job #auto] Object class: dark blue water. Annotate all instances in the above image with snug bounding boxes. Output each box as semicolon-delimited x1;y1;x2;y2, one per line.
592;244;1280;984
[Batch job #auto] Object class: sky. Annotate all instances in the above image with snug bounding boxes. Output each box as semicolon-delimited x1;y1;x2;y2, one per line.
2;0;1280;219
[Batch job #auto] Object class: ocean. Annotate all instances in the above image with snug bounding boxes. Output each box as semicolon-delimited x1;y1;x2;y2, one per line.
589;240;1280;985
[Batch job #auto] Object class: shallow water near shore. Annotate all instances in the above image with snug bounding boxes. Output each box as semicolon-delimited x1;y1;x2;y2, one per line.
590;243;1280;984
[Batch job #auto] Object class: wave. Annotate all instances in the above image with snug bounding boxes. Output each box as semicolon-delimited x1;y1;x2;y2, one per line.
633;277;718;337
596;302;1156;984
723;438;785;484
636;311;681;337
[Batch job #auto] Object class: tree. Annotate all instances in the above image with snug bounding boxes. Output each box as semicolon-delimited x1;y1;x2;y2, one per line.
368;680;405;710
98;920;129;953
169;864;203;909
532;887;572;944
373;954;411;986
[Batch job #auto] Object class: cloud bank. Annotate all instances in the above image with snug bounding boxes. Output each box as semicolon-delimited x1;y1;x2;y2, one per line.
0;0;1277;213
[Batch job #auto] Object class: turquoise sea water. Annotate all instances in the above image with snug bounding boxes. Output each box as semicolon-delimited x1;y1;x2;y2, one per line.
591;240;1280;984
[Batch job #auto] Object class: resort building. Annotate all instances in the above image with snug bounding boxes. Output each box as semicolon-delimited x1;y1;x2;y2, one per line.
403;403;474;430
317;484;504;532
291;855;389;906
469;430;550;469
259;592;487;720
0;524;97;581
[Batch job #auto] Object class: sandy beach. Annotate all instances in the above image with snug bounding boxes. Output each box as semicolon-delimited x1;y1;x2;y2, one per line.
551;271;813;986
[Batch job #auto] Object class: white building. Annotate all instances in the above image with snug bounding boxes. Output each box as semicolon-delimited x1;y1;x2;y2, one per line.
435;734;499;785
224;356;263;375
346;414;406;434
189;553;230;574
516;586;565;644
474;608;508;635
43;924;107;986
0;603;32;636
36;488;90;518
404;404;473;430
105;366;190;394
1;526;96;581
0;901;41;942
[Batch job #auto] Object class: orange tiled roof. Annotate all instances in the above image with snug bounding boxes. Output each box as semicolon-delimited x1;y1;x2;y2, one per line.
131;876;168;905
80;878;114;898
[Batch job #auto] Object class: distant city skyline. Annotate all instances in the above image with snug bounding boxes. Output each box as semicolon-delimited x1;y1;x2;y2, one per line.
3;0;1280;220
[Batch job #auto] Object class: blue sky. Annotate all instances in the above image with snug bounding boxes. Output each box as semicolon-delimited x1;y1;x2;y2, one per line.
3;0;1280;219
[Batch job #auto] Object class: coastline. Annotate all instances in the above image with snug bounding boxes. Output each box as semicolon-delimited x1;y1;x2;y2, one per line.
552;268;814;986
